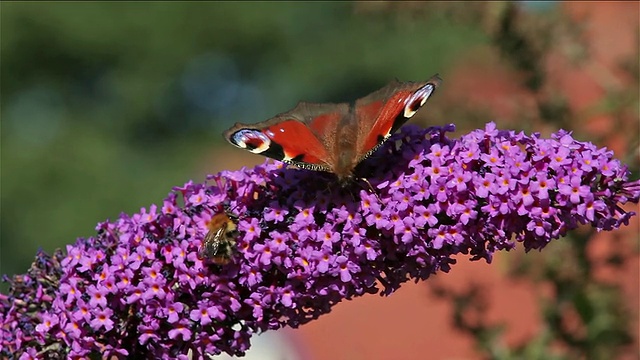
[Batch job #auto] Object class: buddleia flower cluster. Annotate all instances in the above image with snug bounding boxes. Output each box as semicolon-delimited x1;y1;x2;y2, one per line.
2;123;638;359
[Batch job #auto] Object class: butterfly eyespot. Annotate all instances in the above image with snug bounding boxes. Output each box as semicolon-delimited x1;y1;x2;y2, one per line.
403;83;435;118
404;99;423;118
230;129;271;154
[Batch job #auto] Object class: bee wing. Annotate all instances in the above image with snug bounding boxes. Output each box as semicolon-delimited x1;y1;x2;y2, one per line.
198;226;226;260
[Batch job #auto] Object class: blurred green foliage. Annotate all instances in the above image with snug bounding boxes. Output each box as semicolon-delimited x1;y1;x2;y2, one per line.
1;3;486;289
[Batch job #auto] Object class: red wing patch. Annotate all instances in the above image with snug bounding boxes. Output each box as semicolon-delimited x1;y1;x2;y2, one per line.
259;119;332;164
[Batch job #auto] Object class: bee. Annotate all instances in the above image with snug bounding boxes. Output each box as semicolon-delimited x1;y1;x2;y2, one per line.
198;212;239;265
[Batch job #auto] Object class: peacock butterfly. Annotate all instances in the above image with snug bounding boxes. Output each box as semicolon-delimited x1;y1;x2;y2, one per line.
223;74;442;182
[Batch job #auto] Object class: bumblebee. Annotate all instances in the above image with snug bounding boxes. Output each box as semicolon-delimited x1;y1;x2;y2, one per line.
198;213;238;265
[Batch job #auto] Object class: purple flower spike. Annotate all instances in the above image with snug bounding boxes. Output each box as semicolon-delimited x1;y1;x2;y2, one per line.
2;123;638;358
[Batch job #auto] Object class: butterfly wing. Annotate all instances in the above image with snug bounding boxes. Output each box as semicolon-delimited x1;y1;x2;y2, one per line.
354;74;442;161
224;102;350;172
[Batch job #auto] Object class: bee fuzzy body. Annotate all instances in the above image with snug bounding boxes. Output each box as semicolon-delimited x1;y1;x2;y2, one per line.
198;213;239;265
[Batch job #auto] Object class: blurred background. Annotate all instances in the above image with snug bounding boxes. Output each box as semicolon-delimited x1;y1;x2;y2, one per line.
1;2;638;359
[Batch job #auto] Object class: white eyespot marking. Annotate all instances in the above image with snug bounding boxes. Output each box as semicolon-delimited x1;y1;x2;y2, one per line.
403;83;435;119
230;129;271;154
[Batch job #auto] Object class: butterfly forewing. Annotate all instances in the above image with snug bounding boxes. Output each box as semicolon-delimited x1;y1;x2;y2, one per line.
354;75;442;162
224;102;349;171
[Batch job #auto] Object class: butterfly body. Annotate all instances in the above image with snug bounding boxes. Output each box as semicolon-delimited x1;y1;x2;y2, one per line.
224;75;442;182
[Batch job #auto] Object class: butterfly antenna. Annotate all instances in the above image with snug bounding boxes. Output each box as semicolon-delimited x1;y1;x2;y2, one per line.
357;177;382;203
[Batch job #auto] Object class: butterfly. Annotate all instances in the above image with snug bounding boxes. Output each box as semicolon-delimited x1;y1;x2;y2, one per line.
224;74;442;183
198;212;238;265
